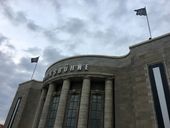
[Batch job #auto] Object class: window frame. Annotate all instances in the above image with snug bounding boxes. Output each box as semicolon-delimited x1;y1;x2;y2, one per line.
45;93;60;128
63;90;81;128
88;90;104;128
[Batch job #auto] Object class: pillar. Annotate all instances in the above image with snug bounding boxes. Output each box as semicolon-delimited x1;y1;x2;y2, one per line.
53;79;70;128
104;78;113;128
77;77;91;128
38;83;54;128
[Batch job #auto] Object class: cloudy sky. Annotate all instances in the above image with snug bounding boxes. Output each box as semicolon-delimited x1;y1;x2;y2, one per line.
0;0;170;124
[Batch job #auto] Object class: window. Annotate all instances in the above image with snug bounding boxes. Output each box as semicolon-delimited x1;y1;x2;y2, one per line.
88;94;104;128
63;94;80;128
7;97;22;128
46;96;60;128
88;80;104;128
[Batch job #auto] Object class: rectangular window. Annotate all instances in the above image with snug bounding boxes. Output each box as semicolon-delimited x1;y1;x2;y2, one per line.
148;63;170;128
46;96;60;128
88;94;104;128
63;94;80;128
7;97;22;128
89;80;104;128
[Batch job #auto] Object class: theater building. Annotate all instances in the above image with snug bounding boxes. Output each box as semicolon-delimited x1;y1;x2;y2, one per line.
4;33;170;128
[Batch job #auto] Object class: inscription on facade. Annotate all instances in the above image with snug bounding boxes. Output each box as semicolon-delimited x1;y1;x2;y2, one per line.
44;64;89;80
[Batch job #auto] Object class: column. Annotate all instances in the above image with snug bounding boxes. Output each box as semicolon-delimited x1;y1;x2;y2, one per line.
32;88;47;128
38;83;54;128
77;77;91;128
104;78;113;128
53;79;70;128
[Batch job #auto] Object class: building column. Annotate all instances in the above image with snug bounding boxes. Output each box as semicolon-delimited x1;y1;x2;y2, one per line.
32;88;47;128
38;83;54;128
104;78;113;128
53;79;70;128
77;77;91;128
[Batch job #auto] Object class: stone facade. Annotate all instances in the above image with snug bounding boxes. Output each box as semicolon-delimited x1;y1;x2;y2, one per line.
4;33;170;128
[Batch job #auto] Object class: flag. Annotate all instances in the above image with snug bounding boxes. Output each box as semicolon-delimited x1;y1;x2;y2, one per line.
134;8;147;16
31;57;39;63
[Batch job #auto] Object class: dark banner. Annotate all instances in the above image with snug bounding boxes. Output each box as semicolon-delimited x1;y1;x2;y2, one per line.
148;63;170;128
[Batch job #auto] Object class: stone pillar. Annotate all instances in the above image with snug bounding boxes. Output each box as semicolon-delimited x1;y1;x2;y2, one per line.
32;88;47;128
104;78;113;128
77;77;91;128
38;83;54;128
53;79;70;128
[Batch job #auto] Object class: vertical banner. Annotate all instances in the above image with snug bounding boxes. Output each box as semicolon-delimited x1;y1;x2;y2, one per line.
148;63;170;128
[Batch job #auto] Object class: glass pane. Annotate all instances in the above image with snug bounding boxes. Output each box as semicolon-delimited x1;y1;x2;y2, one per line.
64;94;80;128
46;96;60;128
89;94;104;128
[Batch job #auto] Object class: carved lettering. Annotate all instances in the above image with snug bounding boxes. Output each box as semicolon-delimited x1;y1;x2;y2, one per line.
70;65;75;71
45;64;89;81
50;71;53;76
57;67;62;74
53;70;57;76
63;65;68;73
84;64;88;71
77;64;82;71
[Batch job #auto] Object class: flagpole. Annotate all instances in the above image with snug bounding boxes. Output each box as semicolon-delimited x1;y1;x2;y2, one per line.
31;62;38;80
145;7;152;39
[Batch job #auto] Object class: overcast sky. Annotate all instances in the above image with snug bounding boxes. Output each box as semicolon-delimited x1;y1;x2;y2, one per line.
0;0;170;124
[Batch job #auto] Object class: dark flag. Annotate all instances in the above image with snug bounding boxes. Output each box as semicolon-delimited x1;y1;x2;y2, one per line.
134;8;147;16
31;57;39;63
134;7;152;39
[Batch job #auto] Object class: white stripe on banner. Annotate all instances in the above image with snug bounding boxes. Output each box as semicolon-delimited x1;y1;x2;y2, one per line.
153;67;170;128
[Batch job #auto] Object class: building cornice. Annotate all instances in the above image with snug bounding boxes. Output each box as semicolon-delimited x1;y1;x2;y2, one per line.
129;32;170;49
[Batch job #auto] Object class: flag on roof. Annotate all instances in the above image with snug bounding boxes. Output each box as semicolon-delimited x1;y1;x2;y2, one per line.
31;57;39;63
134;7;147;16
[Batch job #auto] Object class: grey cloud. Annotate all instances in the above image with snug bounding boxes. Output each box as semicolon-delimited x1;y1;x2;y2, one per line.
112;0;128;17
0;51;16;75
43;46;66;64
43;17;86;43
6;43;15;50
49;0;61;10
24;47;42;55
93;29;116;44
0;33;8;44
0;51;26;122
0;33;15;50
27;21;42;31
15;11;27;23
43;30;58;42
3;5;27;25
3;5;15;22
65;41;78;52
63;18;86;34
150;5;170;32
84;0;98;6
18;57;35;71
0;52;31;89
1;2;43;33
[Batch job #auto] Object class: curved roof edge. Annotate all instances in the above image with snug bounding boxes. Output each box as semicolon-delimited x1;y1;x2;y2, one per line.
129;32;170;49
46;32;170;74
46;53;130;73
